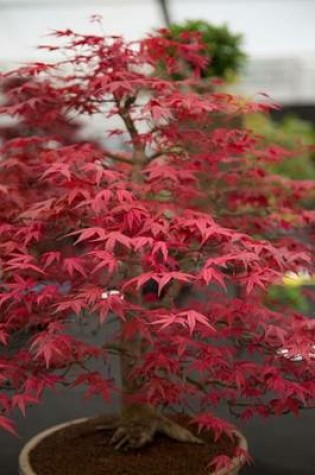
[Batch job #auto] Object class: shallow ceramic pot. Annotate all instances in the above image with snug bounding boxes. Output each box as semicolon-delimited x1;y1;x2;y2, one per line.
19;417;248;475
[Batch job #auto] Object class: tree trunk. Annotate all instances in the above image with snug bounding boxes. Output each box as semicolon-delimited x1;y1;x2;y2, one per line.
157;0;172;27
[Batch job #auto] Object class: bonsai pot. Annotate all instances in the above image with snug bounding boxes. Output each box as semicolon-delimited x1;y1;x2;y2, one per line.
19;416;248;475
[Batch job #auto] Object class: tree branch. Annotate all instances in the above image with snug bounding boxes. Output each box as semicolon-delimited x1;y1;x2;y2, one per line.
148;146;186;160
114;95;140;144
102;148;133;165
185;375;237;391
113;94;147;183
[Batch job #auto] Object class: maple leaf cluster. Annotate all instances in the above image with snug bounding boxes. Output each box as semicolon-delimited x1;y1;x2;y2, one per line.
0;28;314;467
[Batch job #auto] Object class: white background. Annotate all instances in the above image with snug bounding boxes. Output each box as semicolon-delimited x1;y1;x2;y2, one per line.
0;0;314;103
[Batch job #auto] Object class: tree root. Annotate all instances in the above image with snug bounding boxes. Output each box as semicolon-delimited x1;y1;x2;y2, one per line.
96;403;204;450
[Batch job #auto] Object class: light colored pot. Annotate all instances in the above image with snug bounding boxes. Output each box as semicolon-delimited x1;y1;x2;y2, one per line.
19;417;248;475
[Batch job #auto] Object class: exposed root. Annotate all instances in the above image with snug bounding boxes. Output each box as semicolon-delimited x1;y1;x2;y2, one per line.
158;416;204;445
96;403;204;451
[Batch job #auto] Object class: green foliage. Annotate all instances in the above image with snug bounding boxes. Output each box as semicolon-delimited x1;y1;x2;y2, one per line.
163;20;246;81
266;285;310;313
245;113;315;180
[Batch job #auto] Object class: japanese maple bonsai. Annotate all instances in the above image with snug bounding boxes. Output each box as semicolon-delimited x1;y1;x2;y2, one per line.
0;27;314;475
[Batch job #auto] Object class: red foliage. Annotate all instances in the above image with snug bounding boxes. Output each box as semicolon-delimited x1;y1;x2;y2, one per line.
0;28;314;468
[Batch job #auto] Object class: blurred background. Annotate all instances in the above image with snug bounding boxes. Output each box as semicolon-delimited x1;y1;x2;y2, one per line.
0;1;314;474
0;0;315;111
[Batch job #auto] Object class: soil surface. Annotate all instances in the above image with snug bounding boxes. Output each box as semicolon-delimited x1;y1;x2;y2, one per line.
30;415;239;475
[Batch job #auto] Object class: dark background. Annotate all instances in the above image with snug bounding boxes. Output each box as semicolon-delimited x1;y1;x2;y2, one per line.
272;105;315;126
1;385;314;474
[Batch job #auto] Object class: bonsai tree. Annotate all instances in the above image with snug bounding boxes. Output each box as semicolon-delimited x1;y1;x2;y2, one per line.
0;28;314;472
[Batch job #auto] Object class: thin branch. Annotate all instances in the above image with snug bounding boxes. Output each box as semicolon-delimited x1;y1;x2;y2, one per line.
157;0;173;27
218;208;271;218
113;94;147;182
102;343;130;355
185;375;237;391
114;94;140;144
89;99;116;104
228;400;315;417
149;146;185;160
102;149;133;165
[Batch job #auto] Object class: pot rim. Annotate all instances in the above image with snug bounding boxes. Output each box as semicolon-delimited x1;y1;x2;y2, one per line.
19;417;248;475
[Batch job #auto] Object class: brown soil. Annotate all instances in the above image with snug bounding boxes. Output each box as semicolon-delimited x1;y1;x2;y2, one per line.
30;415;239;475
